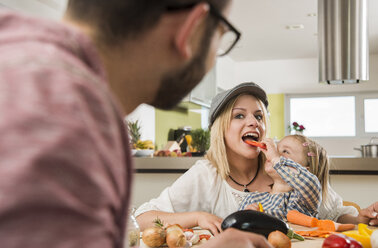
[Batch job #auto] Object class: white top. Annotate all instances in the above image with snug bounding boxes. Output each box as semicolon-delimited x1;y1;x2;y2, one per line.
135;159;358;221
319;186;358;221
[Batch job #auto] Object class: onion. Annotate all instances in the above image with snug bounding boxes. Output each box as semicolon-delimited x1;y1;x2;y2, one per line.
268;230;292;248
142;226;166;247
166;224;187;248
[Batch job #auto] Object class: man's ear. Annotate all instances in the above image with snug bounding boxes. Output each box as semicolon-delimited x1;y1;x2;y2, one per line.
174;3;210;59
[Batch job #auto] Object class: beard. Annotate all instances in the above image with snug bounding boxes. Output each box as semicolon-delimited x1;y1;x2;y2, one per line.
150;28;213;110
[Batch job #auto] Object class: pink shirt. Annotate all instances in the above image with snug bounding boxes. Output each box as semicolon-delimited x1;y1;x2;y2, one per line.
0;11;133;248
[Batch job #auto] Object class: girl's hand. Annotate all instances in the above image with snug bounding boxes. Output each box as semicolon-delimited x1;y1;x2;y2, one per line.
244;203;259;211
261;138;280;164
196;212;223;235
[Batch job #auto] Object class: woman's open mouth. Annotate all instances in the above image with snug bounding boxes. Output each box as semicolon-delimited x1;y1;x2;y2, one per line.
242;132;259;143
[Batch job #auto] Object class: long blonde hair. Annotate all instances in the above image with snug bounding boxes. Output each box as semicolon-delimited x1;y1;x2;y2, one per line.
206;93;270;179
288;135;329;201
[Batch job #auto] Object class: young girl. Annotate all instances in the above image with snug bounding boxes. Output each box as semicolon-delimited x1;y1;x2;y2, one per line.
240;134;369;225
285;135;369;225
239;135;322;221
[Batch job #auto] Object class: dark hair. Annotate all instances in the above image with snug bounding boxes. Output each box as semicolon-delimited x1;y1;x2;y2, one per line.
66;0;229;45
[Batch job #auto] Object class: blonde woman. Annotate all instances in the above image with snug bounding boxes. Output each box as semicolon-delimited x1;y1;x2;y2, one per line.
136;82;274;234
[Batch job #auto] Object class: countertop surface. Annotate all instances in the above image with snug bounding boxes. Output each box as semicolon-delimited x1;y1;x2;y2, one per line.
138;224;377;248
133;156;378;174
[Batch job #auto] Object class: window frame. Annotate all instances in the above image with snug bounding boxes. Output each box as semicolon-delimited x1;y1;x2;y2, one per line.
285;92;378;138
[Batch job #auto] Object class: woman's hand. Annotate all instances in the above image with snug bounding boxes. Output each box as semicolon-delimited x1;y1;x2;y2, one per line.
196;212;223;235
358;201;378;226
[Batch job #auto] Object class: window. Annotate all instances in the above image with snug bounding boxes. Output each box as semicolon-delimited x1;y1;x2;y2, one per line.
290;96;355;137
364;98;378;133
287;93;378;137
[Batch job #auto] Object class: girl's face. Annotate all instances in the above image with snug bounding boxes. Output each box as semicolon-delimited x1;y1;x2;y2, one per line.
224;94;266;159
277;136;308;166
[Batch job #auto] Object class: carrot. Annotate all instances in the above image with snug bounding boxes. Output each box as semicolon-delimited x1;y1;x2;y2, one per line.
318;220;336;231
317;220;355;232
335;223;355;232
287;210;318;227
199;234;211;240
296;230;335;237
244;140;267;149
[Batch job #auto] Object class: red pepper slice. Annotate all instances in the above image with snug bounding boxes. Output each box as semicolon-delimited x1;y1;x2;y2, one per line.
245;139;267;149
199;234;211;240
322;233;362;248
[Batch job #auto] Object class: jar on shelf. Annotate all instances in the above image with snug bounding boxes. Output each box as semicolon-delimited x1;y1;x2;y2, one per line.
125;208;140;248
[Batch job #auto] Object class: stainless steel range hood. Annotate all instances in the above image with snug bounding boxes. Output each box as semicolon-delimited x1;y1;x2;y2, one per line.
318;0;369;84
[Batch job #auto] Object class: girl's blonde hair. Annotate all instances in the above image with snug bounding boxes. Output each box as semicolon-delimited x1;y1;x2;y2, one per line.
288;134;330;201
205;93;270;180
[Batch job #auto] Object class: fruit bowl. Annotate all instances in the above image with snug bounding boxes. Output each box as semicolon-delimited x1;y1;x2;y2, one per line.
135;149;154;157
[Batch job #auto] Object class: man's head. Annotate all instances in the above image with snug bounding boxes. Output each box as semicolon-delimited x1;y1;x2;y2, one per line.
66;0;229;45
65;0;237;112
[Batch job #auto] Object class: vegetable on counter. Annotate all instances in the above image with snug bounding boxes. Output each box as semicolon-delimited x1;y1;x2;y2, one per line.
318;220;356;232
322;233;362;248
142;218;166;247
296;230;335;238
371;230;378;248
221;210;304;241
166;224;186;248
268;230;292;248
287;209;318;227
343;223;375;248
287;210;355;235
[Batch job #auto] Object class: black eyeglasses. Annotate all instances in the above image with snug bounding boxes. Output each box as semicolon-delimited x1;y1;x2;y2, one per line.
166;1;241;56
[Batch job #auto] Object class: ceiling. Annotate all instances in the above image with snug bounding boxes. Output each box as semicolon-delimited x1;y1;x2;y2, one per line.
2;0;377;63
2;0;377;94
227;0;378;62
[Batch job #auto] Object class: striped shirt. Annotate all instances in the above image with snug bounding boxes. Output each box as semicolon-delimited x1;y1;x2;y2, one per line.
239;157;322;221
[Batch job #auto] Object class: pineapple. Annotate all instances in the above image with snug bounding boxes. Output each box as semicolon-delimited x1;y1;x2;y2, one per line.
128;120;141;147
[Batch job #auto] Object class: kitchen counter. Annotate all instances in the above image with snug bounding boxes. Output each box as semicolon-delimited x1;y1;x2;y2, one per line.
134;156;378;175
132;156;378;209
138;224;377;248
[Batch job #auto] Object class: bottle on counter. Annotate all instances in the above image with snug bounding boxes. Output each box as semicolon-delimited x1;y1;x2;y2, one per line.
125;207;140;248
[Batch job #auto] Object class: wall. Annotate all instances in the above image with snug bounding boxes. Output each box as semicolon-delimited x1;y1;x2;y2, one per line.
235;54;378;156
267;94;285;139
127;104;156;143
155;102;202;150
330;175;378;209
0;0;66;19
132;173;182;208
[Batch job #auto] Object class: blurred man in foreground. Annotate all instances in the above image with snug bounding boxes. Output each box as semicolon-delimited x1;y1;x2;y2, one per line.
0;0;272;247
